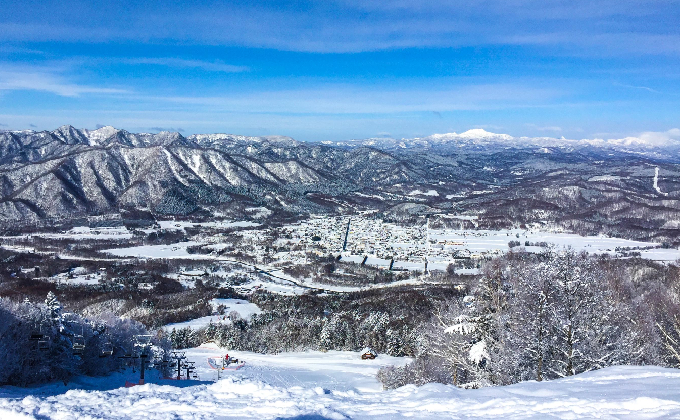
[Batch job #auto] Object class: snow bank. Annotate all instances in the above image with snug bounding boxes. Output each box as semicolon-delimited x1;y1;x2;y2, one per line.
3;357;680;419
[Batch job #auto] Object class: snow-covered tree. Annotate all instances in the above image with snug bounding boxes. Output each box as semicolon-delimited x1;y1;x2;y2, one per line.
45;291;63;330
504;257;557;382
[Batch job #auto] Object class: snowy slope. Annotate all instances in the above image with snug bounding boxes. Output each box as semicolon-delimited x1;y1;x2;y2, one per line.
164;299;262;330
2;346;680;419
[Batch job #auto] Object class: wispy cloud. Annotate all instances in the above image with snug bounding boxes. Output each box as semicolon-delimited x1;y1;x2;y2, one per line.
121;58;248;73
149;126;185;133
525;123;562;132
0;2;678;55
0;67;129;97
137;82;564;115
614;82;661;94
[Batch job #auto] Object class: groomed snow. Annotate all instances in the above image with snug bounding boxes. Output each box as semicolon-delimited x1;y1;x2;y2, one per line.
2;347;680;419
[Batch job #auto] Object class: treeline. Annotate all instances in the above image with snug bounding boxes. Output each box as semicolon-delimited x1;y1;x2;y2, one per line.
167;286;462;356
378;250;680;389
0;293;169;386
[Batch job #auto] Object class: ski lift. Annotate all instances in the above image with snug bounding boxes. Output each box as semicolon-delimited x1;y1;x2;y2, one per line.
100;342;114;357
135;334;153;344
73;333;85;355
38;335;50;351
30;326;50;351
29;331;44;341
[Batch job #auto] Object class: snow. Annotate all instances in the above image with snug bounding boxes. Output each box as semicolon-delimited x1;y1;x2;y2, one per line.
588;175;623;182
662;220;680;229
245;206;272;218
103;242;210;259
426;129;514;142
639;248;680;261
25;226;133;240
48;267;106;286
164;299;262;330
3;352;680;419
468;340;488;364
408;189;439;197
654;166;668;196
157;220;260;231
428;228;665;257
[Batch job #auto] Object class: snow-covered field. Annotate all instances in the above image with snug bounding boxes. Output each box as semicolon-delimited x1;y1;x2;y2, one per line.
2;345;680;419
157;220;260;231
164;299;262;330
428;228;663;255
48;266;106;286
103;242;209;259
2;226;134;242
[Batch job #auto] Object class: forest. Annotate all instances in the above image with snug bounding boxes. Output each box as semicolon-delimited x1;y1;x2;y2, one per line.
4;234;680;391
165;250;680;390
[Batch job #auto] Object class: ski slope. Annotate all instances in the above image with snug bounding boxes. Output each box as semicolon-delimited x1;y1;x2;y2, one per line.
2;344;680;419
164;299;262;330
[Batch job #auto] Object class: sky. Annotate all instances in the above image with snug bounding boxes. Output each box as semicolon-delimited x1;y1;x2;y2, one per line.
0;0;679;142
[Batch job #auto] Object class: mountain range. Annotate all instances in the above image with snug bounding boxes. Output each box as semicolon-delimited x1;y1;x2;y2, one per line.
1;125;679;243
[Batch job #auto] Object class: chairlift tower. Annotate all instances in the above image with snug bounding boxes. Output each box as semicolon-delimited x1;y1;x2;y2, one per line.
170;351;186;380
184;360;196;381
134;334;153;384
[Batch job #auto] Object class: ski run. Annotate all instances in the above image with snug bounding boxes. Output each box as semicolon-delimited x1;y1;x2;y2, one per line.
2;343;680;419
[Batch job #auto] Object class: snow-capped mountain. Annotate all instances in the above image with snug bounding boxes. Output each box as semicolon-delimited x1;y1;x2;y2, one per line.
0;126;422;223
334;128;680;155
1;125;679;231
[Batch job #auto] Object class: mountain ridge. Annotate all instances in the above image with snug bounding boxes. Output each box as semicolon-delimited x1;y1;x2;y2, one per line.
1;125;680;245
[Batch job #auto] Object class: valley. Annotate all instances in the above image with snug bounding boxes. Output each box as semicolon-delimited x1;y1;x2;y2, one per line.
3;127;680;419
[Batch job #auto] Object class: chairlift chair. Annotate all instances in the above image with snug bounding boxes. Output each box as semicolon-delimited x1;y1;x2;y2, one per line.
135;334;153;344
100;342;114;357
38;335;50;351
72;334;86;355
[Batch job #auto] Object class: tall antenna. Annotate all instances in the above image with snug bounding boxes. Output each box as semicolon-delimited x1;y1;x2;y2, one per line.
343;217;351;252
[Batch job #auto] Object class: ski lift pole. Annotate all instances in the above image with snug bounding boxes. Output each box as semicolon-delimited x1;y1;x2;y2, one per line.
139;353;147;385
185;361;195;381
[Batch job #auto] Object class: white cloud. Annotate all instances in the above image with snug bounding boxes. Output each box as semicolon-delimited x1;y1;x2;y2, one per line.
525;123;562;132
136;82;563;114
0;2;678;55
602;128;680;147
121;58;248;73
0;68;128;97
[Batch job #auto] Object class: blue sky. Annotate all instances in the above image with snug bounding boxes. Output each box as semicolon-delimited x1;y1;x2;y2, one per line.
0;0;679;141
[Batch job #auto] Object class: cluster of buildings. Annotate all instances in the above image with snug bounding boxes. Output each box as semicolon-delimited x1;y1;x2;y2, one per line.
272;214;481;269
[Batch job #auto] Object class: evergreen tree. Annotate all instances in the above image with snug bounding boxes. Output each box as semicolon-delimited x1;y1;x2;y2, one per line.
45;291;63;330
